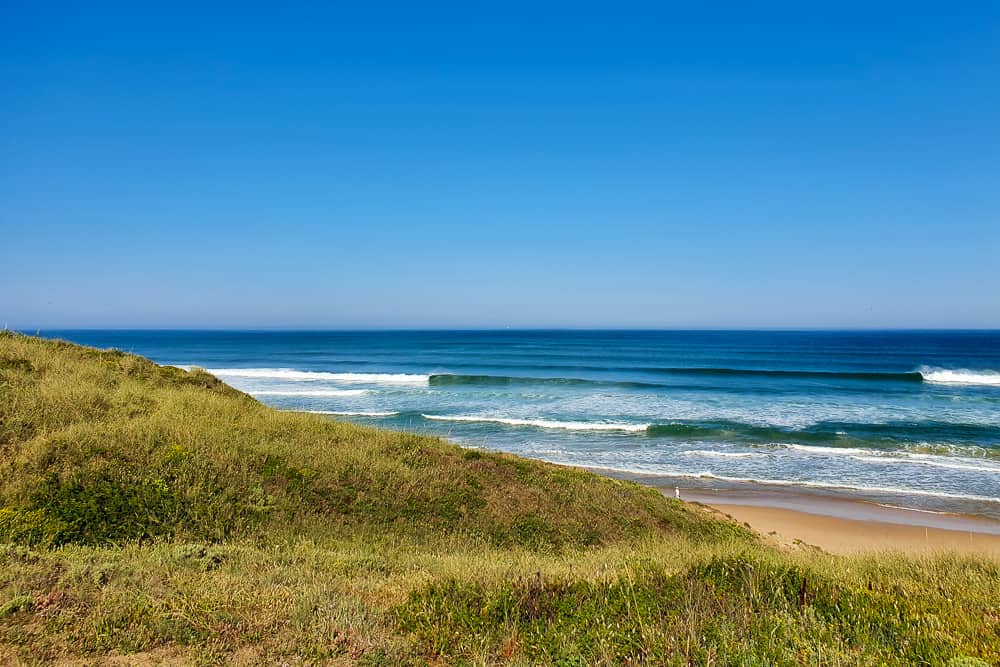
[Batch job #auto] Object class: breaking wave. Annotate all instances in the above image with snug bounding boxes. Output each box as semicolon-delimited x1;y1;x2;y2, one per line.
204;366;1000;389
421;414;649;432
254;389;369;397
918;367;1000;386
206;368;429;385
300;410;399;417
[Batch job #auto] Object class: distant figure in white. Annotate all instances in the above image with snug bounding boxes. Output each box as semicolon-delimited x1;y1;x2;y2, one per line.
674;487;681;500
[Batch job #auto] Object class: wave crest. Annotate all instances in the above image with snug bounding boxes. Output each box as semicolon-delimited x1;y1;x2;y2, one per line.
207;368;429;385
428;373;662;389
918;367;1000;386
421;414;650;432
300;410;399;417
255;389;369;397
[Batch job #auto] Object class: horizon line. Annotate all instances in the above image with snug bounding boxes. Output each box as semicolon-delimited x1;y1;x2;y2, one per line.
13;326;1000;334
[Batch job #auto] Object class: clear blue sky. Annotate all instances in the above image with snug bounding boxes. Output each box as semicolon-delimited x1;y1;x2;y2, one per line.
3;2;999;329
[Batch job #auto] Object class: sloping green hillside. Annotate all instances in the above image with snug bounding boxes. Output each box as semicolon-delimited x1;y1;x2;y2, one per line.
0;332;997;666
0;331;736;549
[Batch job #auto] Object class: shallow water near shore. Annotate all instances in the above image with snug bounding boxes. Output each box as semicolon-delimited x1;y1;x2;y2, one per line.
43;329;1000;519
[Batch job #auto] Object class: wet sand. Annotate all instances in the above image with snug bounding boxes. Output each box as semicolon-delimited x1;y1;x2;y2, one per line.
705;501;1000;555
683;489;1000;555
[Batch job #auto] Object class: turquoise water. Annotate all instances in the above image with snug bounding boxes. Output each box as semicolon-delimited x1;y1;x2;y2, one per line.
44;330;1000;518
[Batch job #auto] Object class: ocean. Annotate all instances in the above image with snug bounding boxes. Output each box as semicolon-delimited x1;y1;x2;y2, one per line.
42;330;1000;519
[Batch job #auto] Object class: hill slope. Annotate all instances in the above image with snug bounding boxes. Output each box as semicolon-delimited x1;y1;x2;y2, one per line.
0;331;736;548
0;332;997;666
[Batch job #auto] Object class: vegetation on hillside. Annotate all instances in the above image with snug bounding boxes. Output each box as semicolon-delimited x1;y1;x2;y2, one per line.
0;332;997;665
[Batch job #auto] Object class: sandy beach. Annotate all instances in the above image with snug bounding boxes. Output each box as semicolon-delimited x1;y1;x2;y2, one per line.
600;469;1000;556
682;489;1000;556
701;501;1000;556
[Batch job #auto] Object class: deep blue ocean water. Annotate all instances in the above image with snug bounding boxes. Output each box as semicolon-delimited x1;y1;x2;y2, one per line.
41;330;1000;518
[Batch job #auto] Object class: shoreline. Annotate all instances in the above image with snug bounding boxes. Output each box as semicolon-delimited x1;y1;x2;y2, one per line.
605;470;1000;555
701;502;1000;556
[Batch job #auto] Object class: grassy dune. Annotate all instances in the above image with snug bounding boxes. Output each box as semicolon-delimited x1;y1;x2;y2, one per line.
0;332;997;665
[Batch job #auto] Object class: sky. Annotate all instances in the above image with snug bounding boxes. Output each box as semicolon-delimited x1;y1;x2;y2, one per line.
2;2;999;329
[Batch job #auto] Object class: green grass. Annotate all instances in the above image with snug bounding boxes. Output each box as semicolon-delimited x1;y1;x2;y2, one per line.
0;331;998;665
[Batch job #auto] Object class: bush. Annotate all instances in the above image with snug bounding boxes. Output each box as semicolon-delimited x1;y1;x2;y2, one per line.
26;472;185;544
0;507;66;547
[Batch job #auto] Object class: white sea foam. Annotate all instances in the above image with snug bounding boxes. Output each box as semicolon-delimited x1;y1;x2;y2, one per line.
848;455;1000;474
774;443;1000;472
919;367;1000;386
255;389;369;397
575;465;1000;504
206;368;430;385
422;414;650;432
779;443;876;457
902;446;994;460
300;410;399;417
903;442;997;458
683;450;757;459
534;449;571;455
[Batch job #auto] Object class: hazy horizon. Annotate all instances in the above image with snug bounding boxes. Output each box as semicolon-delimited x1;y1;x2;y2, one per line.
17;326;1000;334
